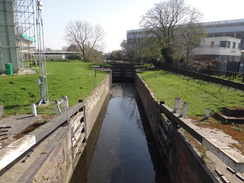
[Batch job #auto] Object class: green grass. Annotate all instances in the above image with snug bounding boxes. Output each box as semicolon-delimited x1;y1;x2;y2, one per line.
232;126;244;132
219;75;244;84
0;61;108;115
139;70;244;117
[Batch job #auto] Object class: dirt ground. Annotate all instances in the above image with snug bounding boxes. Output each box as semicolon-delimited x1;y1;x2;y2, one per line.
191;117;244;155
185;117;244;182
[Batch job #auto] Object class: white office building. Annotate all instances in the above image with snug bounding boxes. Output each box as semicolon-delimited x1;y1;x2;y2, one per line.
194;36;241;62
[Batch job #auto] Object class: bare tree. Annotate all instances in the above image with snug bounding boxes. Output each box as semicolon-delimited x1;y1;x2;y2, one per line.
140;0;206;64
175;7;207;61
64;20;104;62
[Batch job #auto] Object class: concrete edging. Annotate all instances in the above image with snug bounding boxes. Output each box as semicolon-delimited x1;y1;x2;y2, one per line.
160;103;244;172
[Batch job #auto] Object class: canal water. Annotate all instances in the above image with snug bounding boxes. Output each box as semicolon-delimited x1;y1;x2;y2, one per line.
70;84;171;183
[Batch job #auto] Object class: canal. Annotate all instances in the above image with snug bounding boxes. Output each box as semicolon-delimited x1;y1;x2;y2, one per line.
70;84;171;183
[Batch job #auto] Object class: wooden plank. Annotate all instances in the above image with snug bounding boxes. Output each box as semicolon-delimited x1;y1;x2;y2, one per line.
73;133;85;156
0;102;84;172
0;135;36;171
160;104;203;142
71;123;85;147
158;126;168;142
71;111;84;131
73;123;84;143
159;117;170;132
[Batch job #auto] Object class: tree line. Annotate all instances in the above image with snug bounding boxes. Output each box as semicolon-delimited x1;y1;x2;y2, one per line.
64;0;207;67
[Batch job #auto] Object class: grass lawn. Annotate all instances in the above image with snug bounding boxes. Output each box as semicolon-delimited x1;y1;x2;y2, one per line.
139;70;244;117
219;75;244;84
0;61;108;115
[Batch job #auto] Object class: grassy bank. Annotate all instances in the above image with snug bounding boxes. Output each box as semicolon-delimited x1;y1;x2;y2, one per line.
0;61;108;115
139;70;244;117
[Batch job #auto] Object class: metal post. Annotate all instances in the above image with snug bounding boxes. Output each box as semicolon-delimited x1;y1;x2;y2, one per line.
205;108;210;119
54;100;61;116
0;40;4;74
0;105;3;117
62;96;69;112
174;98;181;114
181;102;188;118
32;104;37;116
36;0;48;105
94;69;96;88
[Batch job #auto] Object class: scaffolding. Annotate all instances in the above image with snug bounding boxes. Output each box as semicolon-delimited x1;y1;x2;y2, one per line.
13;0;37;73
0;0;48;103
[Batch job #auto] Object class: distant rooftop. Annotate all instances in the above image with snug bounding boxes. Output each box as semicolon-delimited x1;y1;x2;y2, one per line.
127;19;244;33
203;19;244;26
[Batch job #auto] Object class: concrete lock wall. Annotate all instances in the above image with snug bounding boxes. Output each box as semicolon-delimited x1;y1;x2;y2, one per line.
84;74;111;137
29;75;111;182
134;74;218;183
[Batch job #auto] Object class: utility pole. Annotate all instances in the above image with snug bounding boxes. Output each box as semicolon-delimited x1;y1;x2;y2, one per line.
36;0;48;105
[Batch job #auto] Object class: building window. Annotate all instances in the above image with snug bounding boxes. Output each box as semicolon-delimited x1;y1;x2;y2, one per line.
220;41;231;48
227;41;230;48
211;41;214;47
232;42;236;49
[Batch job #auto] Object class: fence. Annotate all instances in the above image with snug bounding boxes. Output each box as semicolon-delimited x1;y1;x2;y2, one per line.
218;60;244;77
148;60;244;119
164;66;244;111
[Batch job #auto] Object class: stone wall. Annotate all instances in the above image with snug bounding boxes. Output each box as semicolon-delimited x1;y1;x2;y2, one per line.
134;74;218;183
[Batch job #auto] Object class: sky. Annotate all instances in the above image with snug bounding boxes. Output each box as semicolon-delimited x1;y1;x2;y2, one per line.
42;0;244;53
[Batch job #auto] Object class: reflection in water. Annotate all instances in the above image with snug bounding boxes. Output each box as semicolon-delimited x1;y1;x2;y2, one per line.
70;84;171;183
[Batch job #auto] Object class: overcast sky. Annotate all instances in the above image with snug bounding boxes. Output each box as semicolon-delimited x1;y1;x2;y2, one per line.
42;0;244;52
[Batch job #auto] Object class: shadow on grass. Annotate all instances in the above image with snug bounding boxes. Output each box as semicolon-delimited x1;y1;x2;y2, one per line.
3;104;31;111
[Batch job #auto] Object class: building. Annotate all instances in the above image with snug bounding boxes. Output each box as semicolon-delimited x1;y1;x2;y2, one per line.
194;36;241;62
127;19;244;52
194;36;243;74
203;19;244;50
127;29;144;52
43;52;77;60
0;0;18;73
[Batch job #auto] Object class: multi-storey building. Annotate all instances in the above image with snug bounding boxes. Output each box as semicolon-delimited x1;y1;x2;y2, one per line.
127;19;244;51
203;19;244;50
194;36;241;62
